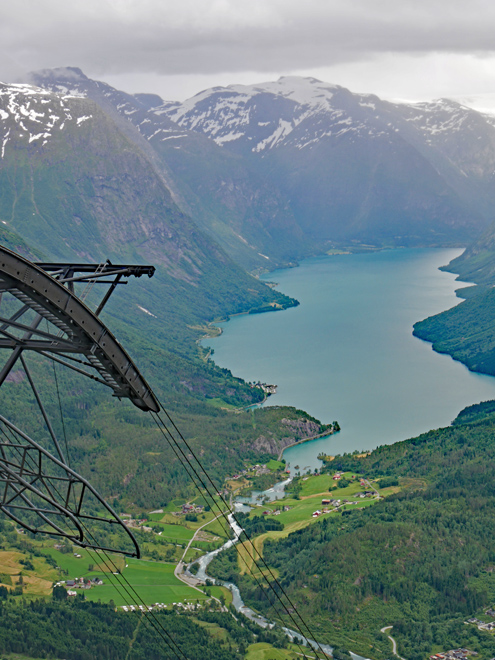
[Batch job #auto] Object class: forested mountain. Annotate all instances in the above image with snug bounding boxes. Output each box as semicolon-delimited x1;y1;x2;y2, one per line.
413;222;495;378
0;596;289;659
211;403;495;659
0;79;323;507
27;68;309;272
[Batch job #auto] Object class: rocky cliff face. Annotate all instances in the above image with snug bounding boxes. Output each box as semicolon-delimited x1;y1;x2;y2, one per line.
251;417;325;456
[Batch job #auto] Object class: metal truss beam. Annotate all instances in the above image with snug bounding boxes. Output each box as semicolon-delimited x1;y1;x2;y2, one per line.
0;247;159;411
0;246;160;556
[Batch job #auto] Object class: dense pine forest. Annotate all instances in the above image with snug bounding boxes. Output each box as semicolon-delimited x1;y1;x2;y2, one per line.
0;597;291;659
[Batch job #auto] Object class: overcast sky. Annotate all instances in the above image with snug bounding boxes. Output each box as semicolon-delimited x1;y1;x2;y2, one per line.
2;0;495;108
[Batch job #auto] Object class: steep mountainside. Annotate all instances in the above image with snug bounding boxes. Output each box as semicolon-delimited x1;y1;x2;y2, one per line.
27;70;495;257
27;68;308;272
0;80;318;506
160;76;495;246
412;215;495;377
440;222;495;286
390;98;495;221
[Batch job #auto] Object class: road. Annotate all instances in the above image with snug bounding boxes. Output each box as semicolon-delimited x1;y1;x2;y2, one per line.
380;626;406;660
174;511;225;596
364;478;381;499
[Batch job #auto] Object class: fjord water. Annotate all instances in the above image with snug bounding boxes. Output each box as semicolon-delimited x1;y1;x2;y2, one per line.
204;249;495;472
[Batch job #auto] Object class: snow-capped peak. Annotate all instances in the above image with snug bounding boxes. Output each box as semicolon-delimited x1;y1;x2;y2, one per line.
249;76;342;108
170;76;342;123
159;76;352;151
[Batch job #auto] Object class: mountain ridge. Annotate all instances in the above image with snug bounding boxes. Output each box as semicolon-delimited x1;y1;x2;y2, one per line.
144;74;495;247
0;77;315;510
26;68;310;272
24;68;495;264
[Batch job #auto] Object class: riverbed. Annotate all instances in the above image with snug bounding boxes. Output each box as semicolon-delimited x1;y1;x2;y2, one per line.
191;506;335;656
202;248;495;473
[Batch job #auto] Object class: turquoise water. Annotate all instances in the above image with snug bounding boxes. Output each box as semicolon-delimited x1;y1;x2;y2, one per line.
203;248;495;473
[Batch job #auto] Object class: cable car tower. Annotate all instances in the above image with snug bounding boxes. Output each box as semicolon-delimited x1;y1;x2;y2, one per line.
0;245;159;557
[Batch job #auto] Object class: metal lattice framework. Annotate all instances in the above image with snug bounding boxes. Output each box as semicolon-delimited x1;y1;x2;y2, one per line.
0;246;160;557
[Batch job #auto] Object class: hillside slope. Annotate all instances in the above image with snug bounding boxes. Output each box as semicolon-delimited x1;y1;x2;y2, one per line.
213;408;495;659
0;81;320;507
27;68;309;272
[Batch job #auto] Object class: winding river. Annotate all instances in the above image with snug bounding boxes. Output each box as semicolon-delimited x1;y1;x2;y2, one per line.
191;507;335;656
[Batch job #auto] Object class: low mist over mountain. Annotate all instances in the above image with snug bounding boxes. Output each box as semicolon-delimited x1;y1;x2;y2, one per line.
23;68;495;268
160;75;495;247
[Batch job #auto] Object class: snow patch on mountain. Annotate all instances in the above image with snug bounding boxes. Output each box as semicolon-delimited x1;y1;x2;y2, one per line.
245;76;340;110
158;76;395;152
216;131;245;145
398;99;473;136
0;83;92;156
254;119;293;152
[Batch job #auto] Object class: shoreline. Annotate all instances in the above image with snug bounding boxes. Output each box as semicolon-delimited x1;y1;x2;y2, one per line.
278;429;339;461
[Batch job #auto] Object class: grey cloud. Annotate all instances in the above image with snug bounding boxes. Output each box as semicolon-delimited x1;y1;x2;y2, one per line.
2;0;495;79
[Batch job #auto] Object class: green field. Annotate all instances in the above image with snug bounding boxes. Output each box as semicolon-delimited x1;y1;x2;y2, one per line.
255;476;376;529
84;558;205;606
297;471;362;497
43;546;115;577
41;547;208;607
152;522;196;543
244;642;301;659
265;459;286;471
148;501;230;538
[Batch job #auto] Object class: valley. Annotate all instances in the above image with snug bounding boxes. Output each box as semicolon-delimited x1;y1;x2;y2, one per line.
2;68;495;660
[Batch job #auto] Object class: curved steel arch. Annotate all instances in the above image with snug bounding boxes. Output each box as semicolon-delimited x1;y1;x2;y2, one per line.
0;246;159;412
0;246;162;556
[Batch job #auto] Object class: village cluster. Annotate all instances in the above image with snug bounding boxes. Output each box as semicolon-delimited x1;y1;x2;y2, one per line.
55;576;104;596
310;488;376;519
120;600;223;614
231;463;282;480
311;495;375;519
122;515;154;532
467;608;495;632
262;506;292;516
129;503;206;521
176;503;205;516
312;498;343;518
430;648;479;660
253;382;277;395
